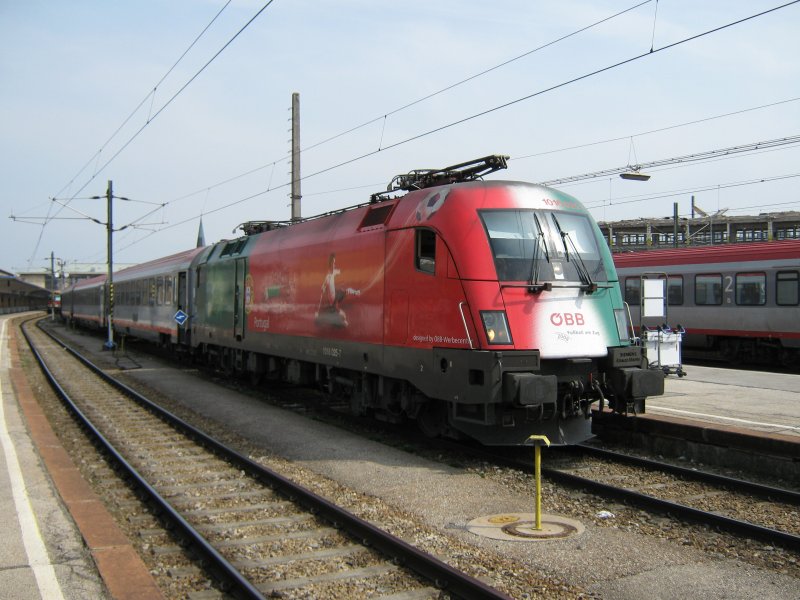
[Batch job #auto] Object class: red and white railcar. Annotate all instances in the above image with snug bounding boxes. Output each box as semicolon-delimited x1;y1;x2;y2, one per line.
614;240;800;366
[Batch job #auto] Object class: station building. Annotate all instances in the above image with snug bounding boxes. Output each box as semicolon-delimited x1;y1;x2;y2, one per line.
599;211;800;252
0;269;49;314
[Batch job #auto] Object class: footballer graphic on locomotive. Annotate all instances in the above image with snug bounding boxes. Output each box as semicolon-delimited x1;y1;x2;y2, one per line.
62;155;664;445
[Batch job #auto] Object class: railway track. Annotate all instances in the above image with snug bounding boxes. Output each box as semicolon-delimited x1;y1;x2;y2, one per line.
24;318;511;600
470;442;800;553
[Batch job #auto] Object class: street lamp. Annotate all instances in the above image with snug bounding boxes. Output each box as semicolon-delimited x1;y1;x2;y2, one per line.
620;170;651;181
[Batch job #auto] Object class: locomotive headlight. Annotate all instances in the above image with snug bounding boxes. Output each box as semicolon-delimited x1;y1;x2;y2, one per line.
481;310;512;345
614;308;630;343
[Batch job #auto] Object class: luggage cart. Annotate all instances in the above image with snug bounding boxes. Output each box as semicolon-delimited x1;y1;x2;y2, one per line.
642;325;686;377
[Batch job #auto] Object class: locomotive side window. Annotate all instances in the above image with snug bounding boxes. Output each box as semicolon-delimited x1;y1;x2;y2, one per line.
735;272;766;305
624;278;641;305
416;229;436;274
695;274;722;305
776;271;799;305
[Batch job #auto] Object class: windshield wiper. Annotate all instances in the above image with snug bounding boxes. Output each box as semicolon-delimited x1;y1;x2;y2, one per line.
528;213;552;293
550;214;597;294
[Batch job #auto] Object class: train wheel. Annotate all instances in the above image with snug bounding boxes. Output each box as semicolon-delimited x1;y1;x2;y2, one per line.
417;400;447;438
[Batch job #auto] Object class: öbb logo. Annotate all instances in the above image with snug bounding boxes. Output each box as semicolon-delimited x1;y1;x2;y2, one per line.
550;312;585;326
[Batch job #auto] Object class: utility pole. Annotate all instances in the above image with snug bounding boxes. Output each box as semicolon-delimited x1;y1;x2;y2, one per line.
50;251;56;320
105;180;114;349
88;180;128;349
291;92;301;221
673;202;679;248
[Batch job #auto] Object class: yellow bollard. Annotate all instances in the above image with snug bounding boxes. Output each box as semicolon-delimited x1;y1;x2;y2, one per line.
525;434;551;530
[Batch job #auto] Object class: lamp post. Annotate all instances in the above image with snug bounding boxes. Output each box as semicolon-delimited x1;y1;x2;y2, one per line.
619;170;650;181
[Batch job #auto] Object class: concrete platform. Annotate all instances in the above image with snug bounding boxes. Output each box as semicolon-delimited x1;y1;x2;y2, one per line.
593;365;800;482
652;365;800;439
0;314;162;600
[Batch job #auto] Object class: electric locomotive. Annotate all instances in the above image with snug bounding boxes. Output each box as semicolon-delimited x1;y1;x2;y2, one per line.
62;155;664;445
190;155;663;445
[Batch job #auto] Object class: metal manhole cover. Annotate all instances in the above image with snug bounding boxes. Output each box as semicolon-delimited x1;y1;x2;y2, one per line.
466;513;584;542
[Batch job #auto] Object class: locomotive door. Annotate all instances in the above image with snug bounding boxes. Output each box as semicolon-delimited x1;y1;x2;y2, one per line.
234;258;246;341
384;228;478;347
177;271;187;345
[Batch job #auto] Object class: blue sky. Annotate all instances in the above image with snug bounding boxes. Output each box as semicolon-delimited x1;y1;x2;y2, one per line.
1;0;798;273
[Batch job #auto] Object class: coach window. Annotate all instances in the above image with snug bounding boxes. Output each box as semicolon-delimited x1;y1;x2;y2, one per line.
149;278;156;306
695;274;722;305
416;229;436;274
624;278;640;305
165;277;173;306
157;277;164;305
667;275;683;305
777;271;799;305
736;272;766;305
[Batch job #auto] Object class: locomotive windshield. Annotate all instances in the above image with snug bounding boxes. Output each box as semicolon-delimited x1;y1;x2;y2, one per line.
480;209;608;283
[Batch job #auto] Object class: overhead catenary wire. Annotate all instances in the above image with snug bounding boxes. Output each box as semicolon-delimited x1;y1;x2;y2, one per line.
82;0;279;195
273;1;800;192
139;0;656;215
46;1;800;264
28;0;278;269
512;96;800;162
538;134;800;186
584;172;800;211
50;0;235;206
110;2;800;259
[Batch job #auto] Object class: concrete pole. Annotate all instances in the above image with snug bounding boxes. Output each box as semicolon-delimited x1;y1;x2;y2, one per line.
105;180;115;349
291;92;301;221
50;251;55;320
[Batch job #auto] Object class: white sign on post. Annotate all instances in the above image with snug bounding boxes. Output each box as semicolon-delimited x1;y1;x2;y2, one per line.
643;278;666;318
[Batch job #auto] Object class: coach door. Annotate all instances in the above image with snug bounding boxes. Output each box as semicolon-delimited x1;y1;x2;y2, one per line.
177;271;188;345
234;258;246;341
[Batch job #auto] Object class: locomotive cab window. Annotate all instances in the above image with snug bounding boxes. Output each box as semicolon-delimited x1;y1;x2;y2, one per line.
416;229;436;274
777;271;799;305
735;272;766;305
479;209;607;283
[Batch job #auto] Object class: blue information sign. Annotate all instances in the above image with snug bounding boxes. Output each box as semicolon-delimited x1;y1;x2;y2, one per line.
174;310;188;326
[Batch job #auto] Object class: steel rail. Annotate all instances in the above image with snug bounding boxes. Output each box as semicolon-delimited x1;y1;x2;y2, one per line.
467;443;800;552
572;443;800;505
32;320;511;600
424;430;800;553
540;466;800;552
22;320;266;599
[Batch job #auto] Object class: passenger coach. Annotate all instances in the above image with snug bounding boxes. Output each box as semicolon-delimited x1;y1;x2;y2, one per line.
614;240;800;366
